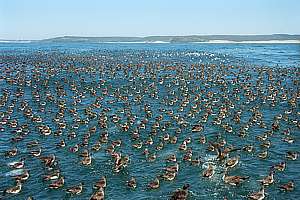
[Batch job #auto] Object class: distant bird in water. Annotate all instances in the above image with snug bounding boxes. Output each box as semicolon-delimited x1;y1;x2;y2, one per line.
170;184;190;200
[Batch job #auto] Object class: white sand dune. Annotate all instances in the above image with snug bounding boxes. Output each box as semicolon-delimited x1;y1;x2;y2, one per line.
100;41;170;44
0;40;32;43
196;40;300;44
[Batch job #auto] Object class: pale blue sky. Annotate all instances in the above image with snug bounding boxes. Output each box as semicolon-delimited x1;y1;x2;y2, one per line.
1;0;300;40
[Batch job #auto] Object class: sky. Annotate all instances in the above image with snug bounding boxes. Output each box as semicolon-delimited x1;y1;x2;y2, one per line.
0;0;300;40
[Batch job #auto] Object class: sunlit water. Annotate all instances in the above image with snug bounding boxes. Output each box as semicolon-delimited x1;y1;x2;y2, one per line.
0;43;299;200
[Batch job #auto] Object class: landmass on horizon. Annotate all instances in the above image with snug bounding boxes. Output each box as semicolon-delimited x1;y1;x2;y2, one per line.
1;34;300;43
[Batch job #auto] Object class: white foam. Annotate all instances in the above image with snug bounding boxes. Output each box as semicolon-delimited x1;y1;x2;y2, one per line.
5;169;25;177
185;52;203;57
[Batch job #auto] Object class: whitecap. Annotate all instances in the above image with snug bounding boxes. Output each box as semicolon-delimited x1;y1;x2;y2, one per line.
5;169;25;177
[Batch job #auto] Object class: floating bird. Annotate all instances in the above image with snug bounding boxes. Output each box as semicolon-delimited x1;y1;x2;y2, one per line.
4;180;22;194
43;170;60;181
94;176;107;189
222;168;249;186
202;164;215;178
5;147;18;157
8;159;25;169
259;170;275;186
279;180;294;192
66;182;83;195
148;177;160;189
225;156;239;168
90;188;105;200
170;184;190;200
30;148;41;157
273;161;286;171
13;169;30;182
248;185;265;200
127;177;137;189
48;176;64;189
286;151;298;160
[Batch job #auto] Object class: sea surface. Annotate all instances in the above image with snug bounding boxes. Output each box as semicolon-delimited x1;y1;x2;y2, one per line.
0;42;299;200
0;42;300;67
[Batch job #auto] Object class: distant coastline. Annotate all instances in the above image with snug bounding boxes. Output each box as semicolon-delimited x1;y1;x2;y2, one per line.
194;40;300;44
1;34;300;43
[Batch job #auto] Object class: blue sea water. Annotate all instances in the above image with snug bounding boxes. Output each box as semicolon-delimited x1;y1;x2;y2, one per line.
0;42;299;67
0;42;299;200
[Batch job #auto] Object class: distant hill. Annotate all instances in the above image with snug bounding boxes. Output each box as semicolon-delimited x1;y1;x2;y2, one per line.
40;34;300;43
1;34;299;43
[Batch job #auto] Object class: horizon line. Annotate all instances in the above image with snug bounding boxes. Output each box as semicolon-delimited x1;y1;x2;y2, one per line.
1;33;300;41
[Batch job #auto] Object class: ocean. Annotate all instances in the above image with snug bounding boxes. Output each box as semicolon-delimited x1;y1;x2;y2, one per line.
0;42;299;200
